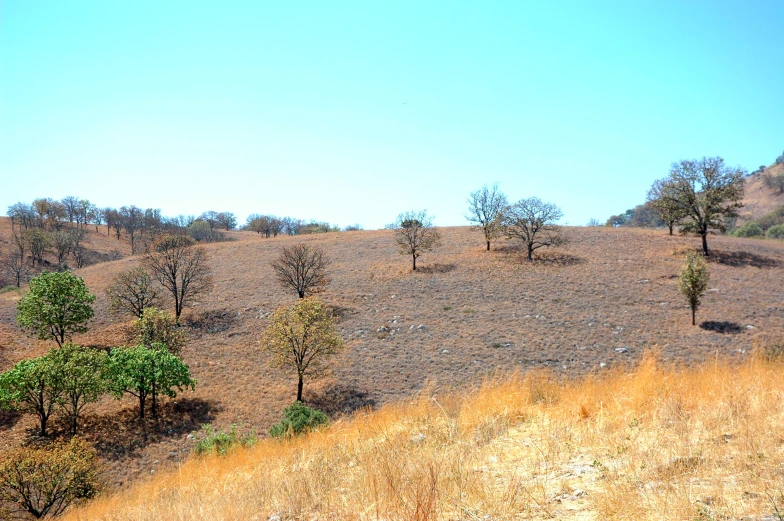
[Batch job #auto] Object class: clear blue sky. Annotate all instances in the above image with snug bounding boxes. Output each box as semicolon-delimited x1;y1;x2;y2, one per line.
1;1;782;229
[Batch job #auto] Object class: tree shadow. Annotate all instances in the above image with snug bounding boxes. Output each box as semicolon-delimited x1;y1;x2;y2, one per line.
533;251;586;267
305;384;377;417
184;309;239;335
80;398;220;461
0;409;22;431
417;263;457;274
700;321;744;334
707;250;781;269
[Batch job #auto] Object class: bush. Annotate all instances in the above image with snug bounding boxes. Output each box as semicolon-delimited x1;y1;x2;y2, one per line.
132;307;187;355
192;423;257;456
269;401;328;438
766;224;784;240
731;222;764;238
0;438;99;519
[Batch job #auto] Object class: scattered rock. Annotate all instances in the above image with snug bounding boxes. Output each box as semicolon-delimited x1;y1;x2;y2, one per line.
355;329;367;336
746;324;755;330
377;326;390;333
615;347;629;354
600;362;607;368
442;349;450;354
186;434;194;440
416;324;426;331
267;514;282;521
410;433;426;444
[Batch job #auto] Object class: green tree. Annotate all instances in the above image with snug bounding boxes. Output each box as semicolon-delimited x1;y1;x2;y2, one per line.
47;344;108;435
132;307;188;356
0;438;99;519
107;344;196;419
0;356;65;437
647;178;688;235
17;271;95;347
678;252;710;326
261;297;344;402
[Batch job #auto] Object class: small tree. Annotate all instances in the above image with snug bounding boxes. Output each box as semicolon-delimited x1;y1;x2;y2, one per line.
51;230;75;268
17;271;95;347
47;344;108;435
678;252;709;326
466;183;508;251
393;210;441;271
271;244;330;299
25;228;51;266
269;401;328;438
132;307;187;356
0;356;65;437
107;266;162;318
262;297;344;402
647;178;688;235
0;438;99;519
662;157;745;255
502;197;565;261
107;344;196;419
143;235;213;322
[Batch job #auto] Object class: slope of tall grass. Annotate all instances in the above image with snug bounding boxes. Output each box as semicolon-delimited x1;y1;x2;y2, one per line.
64;351;784;520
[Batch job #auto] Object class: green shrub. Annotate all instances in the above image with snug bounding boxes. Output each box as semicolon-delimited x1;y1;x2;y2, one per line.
269;401;328;438
766;224;784;240
731;222;764;238
192;423;256;456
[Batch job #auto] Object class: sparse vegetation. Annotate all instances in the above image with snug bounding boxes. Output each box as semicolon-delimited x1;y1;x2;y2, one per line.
271;243;330;299
268;401;328;438
503;197;565;261
466;183;508;251
192;423;257;456
393;210;441;271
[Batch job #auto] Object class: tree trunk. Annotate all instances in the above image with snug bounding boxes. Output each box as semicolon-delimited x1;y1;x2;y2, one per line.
297;374;304;402
701;233;709;256
691;306;696;326
412;255;417;271
486;240;490;251
527;244;534;262
668;222;674;235
298;289;305;299
40;414;48;437
139;395;146;419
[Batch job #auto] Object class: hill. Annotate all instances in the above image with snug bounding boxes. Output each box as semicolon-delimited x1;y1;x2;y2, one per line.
739;163;784;224
1;223;784;493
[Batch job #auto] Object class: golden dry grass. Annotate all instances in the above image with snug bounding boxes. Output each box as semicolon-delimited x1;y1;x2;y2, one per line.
62;351;784;521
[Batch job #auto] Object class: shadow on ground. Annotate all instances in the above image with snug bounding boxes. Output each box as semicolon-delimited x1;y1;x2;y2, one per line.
417;263;457;274
708;250;781;269
700;321;744;334
0;410;22;431
306;384;377;417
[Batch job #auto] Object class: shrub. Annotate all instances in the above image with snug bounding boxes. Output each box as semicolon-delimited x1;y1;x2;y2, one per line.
0;438;99;519
132;307;187;355
192;423;257;456
269;401;328;438
731;222;764;238
766;224;784;240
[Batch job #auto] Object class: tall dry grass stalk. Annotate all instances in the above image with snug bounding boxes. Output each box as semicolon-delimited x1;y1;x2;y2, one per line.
64;352;784;520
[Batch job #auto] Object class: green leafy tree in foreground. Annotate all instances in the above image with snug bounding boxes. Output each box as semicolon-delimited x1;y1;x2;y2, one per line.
0;356;65;437
47;344;108;435
107;344;196;419
269;401;328;438
679;252;710;326
0;438;99;519
261;297;344;402
17;271;95;347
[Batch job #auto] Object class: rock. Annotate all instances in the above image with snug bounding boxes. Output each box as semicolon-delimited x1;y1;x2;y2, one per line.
186;434;194;440
410;433;426;444
355;329;367;335
600;362;607;368
377;326;390;333
416;324;426;331
268;515;282;521
442;349;450;354
615;347;629;353
746;324;755;330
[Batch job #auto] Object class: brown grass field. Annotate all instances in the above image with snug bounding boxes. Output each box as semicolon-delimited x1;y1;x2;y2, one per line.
1;217;784;517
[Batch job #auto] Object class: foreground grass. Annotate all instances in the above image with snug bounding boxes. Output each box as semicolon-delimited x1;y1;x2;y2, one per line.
65;352;784;521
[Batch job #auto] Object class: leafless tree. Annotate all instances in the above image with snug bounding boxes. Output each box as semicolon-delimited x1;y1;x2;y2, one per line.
143;235;213;321
393;210;440;271
120;205;144;254
107;266;163;318
271;244;330;299
25;228;51;266
199;211;220;232
503;197;565;262
647;178;688;235
52;231;75;268
2;251;28;287
660;157;745;255
466;183;508;251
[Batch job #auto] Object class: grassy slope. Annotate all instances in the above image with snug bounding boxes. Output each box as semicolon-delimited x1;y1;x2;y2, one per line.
739;163;784;224
1;223;783;493
63;354;784;521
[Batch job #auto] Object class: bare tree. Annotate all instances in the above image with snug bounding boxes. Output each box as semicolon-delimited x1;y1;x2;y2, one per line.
61;196;80;223
199;211;220;232
120;205;144;254
143;235;213;321
647;178;688;235
51;231;75;268
2;252;28;287
25;228;51;266
107;266;163;318
503;197;565;262
393;210;440;271
271;244;330;299
661;157;745;255
466;183;508;251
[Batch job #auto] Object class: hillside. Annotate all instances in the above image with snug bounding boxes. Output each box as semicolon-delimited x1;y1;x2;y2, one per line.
739;163;784;224
1;223;784;493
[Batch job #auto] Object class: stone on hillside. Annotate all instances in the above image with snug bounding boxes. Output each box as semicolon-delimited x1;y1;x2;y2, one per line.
377;325;390;333
615;347;629;353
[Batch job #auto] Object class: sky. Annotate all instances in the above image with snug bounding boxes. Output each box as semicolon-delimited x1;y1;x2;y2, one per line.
1;1;783;229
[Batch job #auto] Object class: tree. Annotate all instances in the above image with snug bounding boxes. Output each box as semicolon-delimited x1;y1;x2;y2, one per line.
120;205;144;254
107;266;162;318
47;344;107;435
271;244;330;299
17;271;95;347
763;171;784;194
216;212;237;230
0;438;99;519
261;297;344;402
51;230;75;268
199;211;220;231
662;157;745;255
132;307;187;356
143;235;213;322
647;178;688;235
503;197;565;261
4;219;28;286
61;196;80;223
25;228;51;266
466;183;508;251
393;210;441;271
107;344;196;419
0;356;65;437
679;252;709;326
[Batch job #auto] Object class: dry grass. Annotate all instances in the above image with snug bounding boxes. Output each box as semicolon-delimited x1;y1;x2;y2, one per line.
740;163;784;225
61;352;784;521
